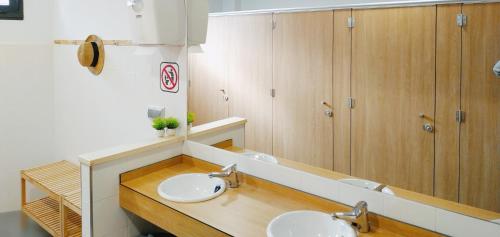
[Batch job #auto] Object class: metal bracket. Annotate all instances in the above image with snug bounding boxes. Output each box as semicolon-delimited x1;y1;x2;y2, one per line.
347;16;355;28
346;97;355;109
457;14;467;27
456;110;465;123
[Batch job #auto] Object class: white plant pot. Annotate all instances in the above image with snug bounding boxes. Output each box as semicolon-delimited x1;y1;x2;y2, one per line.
187;123;192;131
166;129;176;137
156;129;165;138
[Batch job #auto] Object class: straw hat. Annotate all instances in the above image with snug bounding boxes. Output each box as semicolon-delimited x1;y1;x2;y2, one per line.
77;35;105;75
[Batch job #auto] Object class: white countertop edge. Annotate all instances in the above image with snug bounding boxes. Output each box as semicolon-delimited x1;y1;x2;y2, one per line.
78;136;185;167
187;117;247;139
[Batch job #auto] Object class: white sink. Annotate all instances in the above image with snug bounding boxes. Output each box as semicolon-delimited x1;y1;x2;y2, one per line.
157;173;226;203
267;211;357;237
340;178;395;195
242;152;278;164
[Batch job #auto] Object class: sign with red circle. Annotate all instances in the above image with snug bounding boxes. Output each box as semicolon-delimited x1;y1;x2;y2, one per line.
160;62;179;93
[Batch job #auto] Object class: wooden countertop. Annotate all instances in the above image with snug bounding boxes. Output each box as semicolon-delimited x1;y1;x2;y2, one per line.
222;145;500;221
120;156;441;237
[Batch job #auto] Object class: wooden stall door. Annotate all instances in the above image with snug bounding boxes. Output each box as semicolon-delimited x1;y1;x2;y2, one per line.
272;11;334;169
333;9;353;174
188;17;229;126
226;14;273;154
351;7;436;195
460;3;500;212
434;4;462;203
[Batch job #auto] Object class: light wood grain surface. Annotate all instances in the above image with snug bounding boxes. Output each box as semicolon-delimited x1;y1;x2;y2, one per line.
272;11;334;169
333;9;353;174
226;14;273;155
121;156;442;237
188;16;230;126
351;6;436;195
435;4;461;203
460;3;500;212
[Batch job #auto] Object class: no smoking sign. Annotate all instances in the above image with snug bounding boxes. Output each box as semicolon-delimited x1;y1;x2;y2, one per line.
160;62;179;93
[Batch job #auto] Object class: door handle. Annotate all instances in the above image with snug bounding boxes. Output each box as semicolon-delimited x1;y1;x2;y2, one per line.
321;101;333;117
220;89;229;102
423;123;434;133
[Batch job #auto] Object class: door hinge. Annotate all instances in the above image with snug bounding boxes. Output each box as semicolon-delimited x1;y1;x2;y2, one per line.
347;16;355;28
272;19;277;30
271;89;276;98
456;110;465;123
456;14;467;27
346;97;355;109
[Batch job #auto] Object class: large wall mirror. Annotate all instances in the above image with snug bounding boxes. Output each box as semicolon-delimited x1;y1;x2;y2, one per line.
187;0;500;225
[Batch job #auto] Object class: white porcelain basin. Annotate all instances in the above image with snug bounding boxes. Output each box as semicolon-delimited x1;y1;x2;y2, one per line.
267;211;357;237
340;178;394;195
157;173;226;203
242;152;278;164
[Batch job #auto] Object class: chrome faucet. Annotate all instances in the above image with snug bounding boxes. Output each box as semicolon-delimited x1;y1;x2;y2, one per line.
208;163;239;188
332;201;370;233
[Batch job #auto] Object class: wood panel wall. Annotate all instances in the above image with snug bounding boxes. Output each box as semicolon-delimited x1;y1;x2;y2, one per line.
188;3;500;212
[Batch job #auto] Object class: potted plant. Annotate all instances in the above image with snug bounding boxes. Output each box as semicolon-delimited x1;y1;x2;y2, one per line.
152;117;167;137
187;112;195;130
165;117;179;136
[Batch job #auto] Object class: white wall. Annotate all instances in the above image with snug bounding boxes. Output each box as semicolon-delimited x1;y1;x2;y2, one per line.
0;0;55;213
52;0;188;164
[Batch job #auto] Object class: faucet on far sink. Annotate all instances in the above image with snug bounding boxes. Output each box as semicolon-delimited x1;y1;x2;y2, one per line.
209;163;240;188
332;201;370;233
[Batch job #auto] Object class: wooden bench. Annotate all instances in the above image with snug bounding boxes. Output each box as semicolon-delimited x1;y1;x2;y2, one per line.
21;161;82;237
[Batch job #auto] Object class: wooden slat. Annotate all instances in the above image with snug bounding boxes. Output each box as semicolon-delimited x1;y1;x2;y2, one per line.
22;160;80;197
23;197;61;236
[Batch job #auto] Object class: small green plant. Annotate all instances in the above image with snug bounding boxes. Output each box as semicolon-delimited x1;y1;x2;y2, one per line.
187;112;196;124
152;117;167;130
165;117;179;129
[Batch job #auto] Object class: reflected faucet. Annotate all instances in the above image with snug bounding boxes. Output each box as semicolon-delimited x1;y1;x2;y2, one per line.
332;201;370;233
209;163;240;188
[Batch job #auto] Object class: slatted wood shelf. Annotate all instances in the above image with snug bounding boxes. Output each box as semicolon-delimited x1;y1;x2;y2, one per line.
21;161;82;237
23;197;61;236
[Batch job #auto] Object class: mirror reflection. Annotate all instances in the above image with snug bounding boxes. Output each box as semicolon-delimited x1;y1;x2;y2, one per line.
188;0;500;224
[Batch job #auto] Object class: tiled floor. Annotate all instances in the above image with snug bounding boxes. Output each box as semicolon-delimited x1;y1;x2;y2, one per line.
0;211;50;237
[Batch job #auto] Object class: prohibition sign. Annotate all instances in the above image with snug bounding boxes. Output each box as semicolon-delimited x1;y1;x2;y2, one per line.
160;62;179;93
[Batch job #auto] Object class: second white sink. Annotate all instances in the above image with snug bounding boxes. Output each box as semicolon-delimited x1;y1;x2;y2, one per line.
340;178;395;195
267;210;357;237
157;173;226;203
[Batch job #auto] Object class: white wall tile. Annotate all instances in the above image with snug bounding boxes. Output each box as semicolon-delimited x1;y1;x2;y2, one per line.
91;143;182;202
93;195;128;237
435;209;500;237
